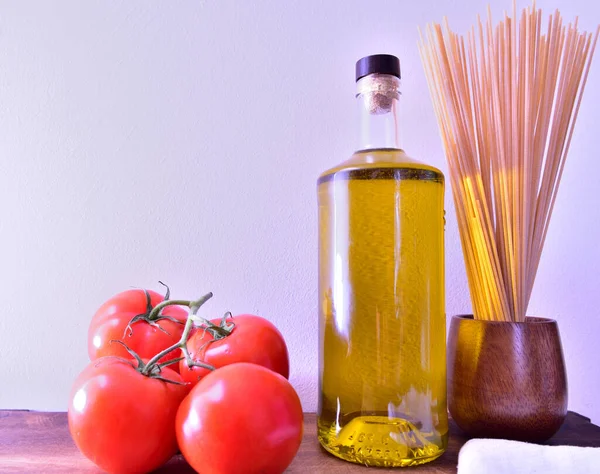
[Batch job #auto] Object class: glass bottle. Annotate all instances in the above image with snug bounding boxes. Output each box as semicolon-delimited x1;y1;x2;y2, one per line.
317;54;447;467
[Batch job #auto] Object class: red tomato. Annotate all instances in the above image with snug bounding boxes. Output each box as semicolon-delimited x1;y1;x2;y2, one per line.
68;357;188;474
88;289;187;371
176;363;303;474
179;314;289;385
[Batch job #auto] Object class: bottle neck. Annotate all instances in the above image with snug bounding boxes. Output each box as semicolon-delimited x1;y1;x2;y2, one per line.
356;74;402;151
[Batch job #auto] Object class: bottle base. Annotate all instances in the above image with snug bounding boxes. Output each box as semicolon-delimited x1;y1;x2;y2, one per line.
318;415;446;467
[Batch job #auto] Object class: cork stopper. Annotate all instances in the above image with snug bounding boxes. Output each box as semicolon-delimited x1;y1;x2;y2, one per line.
356;73;400;115
355;55;401;115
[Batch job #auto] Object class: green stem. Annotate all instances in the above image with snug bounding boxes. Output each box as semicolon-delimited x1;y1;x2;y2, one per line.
142;292;214;374
147;299;193;321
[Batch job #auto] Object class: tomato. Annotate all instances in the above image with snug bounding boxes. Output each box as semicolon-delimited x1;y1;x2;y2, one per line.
68;356;188;474
88;288;188;371
179;314;289;385
176;363;303;474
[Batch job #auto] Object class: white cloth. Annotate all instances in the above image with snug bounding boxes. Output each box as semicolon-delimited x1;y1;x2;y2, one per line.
458;438;600;474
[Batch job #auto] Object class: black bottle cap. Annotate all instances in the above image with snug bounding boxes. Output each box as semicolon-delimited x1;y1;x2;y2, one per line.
355;54;401;81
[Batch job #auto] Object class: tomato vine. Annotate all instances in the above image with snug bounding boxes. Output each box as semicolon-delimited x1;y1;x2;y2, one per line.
111;291;236;384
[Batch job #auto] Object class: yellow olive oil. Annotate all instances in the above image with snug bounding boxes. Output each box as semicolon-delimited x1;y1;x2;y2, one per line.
317;148;447;467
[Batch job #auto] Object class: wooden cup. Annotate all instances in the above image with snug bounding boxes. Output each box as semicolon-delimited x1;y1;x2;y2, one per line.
447;315;568;442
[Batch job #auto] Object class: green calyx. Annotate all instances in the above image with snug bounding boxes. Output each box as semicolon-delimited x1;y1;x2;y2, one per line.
191;311;235;341
182;311;236;369
123;282;185;338
110;340;189;385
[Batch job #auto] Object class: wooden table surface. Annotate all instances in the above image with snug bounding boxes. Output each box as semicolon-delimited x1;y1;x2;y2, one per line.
1;411;599;473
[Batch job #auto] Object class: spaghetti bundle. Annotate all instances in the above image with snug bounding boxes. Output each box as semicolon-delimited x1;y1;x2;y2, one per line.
419;4;599;322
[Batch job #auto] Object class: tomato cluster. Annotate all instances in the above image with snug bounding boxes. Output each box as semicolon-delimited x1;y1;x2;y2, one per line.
68;286;303;474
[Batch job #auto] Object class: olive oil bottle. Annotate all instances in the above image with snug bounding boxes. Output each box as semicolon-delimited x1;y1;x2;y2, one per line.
317;55;447;467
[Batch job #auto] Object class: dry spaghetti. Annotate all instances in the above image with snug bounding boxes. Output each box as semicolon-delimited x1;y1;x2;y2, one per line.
419;3;599;322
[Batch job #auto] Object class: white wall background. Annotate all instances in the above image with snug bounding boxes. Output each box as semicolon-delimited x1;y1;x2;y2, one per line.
0;0;598;423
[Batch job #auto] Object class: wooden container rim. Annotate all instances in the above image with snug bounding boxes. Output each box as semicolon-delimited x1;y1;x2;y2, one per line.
452;314;557;325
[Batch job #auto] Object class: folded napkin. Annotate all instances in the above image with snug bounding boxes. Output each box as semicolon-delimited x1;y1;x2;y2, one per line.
458;438;600;474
